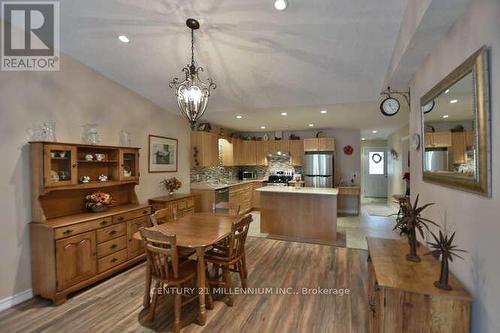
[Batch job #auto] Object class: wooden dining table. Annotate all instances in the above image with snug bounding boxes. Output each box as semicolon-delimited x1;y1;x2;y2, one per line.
132;212;238;325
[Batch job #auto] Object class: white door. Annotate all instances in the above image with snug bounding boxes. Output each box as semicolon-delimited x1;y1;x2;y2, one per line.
364;148;387;198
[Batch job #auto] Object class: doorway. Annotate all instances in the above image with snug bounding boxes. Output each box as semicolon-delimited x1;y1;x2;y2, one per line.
363;147;388;198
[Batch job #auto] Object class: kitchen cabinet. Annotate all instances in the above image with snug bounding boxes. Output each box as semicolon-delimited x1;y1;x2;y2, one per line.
191;131;218;167
251;182;264;209
289;140;304;166
229;183;254;214
232;138;243;166
241;140;257;166
255;141;269;165
425;131;452;148
219;138;234;166
451;132;467;164
465;131;475;147
303;138;335;152
268;140;289;154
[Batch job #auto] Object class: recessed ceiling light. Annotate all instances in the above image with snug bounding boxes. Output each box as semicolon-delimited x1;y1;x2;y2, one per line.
260;126;266;129
308;124;314;127
445;89;450;94
361;138;366;141
450;99;458;104
118;35;130;43
280;112;287;116
274;0;288;11
236;115;242;119
372;130;378;134
442;115;449;119
320;110;327;114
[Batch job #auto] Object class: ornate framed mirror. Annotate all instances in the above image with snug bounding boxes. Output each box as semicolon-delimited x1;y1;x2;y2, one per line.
420;46;491;196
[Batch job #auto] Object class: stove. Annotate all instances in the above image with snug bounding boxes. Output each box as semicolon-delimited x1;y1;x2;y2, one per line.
267;174;293;186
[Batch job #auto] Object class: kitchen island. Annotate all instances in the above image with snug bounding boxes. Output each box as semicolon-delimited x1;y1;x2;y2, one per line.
255;186;339;241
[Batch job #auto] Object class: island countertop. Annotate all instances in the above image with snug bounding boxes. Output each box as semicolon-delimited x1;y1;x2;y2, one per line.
255;186;338;196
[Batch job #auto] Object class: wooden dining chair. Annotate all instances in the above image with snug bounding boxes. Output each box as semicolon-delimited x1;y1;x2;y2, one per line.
150;207;178;226
205;214;253;306
212;202;240;216
140;228;199;333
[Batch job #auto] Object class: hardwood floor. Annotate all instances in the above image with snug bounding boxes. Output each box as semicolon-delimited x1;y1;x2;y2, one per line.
0;237;368;333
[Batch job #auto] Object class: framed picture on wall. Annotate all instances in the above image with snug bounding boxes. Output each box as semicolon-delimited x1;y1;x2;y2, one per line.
148;135;178;173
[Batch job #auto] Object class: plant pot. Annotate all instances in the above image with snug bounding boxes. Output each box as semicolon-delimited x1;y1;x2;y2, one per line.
406;228;421;262
91;205;108;213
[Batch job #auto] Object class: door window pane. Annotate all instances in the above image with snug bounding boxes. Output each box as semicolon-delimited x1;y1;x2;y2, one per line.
369;152;385;175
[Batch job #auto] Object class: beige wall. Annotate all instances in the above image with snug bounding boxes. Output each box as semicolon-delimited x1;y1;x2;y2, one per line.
0;54;190;300
387;125;409;200
409;0;500;331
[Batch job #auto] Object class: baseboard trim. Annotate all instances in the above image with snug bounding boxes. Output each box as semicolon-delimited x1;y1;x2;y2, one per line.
0;289;33;312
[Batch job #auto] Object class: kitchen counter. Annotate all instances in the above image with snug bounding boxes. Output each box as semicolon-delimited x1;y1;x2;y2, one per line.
256;186;338;196
190;179;267;190
258;186;338;241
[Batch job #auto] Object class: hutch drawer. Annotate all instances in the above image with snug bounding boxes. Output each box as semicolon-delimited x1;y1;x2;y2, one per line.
54;218;109;240
97;223;126;243
113;207;151;224
97;236;127;258
97;249;128;273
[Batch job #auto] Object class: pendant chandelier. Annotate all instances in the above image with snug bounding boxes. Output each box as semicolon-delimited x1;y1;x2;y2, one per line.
169;18;216;129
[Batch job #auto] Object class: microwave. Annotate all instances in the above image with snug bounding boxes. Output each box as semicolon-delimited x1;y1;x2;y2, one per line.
239;170;256;180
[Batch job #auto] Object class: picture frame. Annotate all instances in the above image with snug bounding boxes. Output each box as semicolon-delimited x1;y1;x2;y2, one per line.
148;134;178;173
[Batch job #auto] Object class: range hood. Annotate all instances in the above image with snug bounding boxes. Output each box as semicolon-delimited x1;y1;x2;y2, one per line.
267;151;290;158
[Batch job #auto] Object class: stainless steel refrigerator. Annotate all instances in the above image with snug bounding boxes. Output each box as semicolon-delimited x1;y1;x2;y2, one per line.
424;148;449;172
304;152;334;188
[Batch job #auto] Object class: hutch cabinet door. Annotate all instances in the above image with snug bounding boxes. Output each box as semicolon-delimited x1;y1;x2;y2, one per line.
43;144;78;187
127;216;149;259
55;231;97;291
119;148;139;181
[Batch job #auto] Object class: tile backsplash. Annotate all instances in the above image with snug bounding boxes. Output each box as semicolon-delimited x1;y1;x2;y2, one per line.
190;155;302;183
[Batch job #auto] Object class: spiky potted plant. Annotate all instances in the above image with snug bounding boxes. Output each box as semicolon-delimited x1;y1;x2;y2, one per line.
393;195;438;262
426;230;466;290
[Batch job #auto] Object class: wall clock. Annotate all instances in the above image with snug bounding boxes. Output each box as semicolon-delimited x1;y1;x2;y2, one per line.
411;133;421;150
343;145;354;155
422;100;435;114
380;97;400;116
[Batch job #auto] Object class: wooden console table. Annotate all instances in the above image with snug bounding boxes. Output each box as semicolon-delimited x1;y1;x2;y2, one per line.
367;237;471;333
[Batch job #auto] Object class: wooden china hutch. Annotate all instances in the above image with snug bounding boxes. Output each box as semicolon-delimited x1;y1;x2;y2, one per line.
29;142;151;304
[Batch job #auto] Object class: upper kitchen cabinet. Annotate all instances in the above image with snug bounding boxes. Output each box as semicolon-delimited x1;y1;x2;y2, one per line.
255;141;269;166
425;131;452;148
191;131;219;167
219;138;234;166
289;140;304;166
268;140;289;154
241;140;257;166
303;138;335;152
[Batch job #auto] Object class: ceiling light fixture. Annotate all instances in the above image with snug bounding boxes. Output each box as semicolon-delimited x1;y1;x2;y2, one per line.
169;18;216;129
118;35;130;43
320;110;327;114
274;0;288;11
372;130;378;134
450;99;458;104
281;112;287;116
361;138;366;141
442;115;449;119
236;115;242;119
445;89;450;94
260;126;266;129
308;124;314;127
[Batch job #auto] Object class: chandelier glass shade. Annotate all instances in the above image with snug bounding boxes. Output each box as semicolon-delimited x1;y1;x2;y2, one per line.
169;19;216;129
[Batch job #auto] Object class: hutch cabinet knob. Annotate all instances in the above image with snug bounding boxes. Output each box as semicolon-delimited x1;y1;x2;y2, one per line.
111;258;118;263
117;217;124;221
100;220;108;226
143;210;149;215
110;244;117;249
72;164;76;168
109;230;117;235
63;229;73;235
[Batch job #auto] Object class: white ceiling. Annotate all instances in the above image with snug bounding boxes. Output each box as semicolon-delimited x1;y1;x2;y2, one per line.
60;0;409;138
